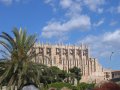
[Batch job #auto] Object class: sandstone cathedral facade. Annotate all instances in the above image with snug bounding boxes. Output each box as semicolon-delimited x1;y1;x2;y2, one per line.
32;43;105;83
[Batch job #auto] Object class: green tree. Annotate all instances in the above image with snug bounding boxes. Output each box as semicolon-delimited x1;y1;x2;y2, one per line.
58;70;68;81
49;66;62;82
69;66;82;85
77;82;95;90
40;66;68;85
0;28;42;89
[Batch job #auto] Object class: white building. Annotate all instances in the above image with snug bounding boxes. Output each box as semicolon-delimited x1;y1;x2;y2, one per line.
31;43;105;83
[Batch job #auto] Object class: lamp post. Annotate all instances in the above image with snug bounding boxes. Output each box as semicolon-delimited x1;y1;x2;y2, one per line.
109;51;120;69
109;52;114;69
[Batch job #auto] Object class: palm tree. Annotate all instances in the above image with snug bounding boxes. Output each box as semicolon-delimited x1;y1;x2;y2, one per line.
0;28;42;89
69;66;82;85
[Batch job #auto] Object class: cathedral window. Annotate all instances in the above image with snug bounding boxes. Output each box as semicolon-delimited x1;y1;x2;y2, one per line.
77;49;81;56
83;49;88;56
46;48;51;55
39;47;43;54
83;50;86;56
63;49;67;55
70;49;73;55
56;48;60;55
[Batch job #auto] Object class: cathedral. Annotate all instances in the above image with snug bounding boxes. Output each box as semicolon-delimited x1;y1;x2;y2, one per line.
32;43;105;83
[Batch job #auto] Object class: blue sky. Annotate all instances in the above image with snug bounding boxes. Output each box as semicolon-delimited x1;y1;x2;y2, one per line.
0;0;120;70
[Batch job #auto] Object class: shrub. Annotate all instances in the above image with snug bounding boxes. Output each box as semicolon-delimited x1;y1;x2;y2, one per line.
48;82;76;90
77;82;95;90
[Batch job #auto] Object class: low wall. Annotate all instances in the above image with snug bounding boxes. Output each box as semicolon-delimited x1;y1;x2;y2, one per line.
0;86;17;90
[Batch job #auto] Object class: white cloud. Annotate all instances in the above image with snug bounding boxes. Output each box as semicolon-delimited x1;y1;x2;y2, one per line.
44;0;52;4
44;0;105;13
108;7;115;13
44;0;82;18
84;0;105;12
57;35;69;43
42;0;91;38
60;0;72;9
60;0;82;18
110;21;118;26
44;0;55;7
103;30;120;43
0;0;12;5
42;15;91;38
118;5;120;13
93;18;104;27
44;0;58;12
98;8;103;13
108;5;120;14
0;0;30;5
78;29;120;58
42;0;107;39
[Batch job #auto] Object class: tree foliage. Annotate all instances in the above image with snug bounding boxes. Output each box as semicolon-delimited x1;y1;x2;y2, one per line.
0;28;42;89
77;82;95;90
69;66;82;85
47;82;76;90
40;66;68;86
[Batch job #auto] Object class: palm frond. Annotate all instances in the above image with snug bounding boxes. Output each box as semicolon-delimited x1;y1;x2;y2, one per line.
0;28;43;89
0;41;12;53
1;32;16;49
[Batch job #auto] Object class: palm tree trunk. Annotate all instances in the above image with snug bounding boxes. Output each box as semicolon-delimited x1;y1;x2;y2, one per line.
77;80;79;85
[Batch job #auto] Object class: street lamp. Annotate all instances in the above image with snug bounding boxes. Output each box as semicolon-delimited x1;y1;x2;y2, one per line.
110;52;114;62
109;52;114;69
109;51;120;69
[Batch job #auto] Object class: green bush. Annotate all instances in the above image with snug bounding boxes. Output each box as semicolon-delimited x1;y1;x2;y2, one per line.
48;82;76;90
77;82;95;90
43;82;95;90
